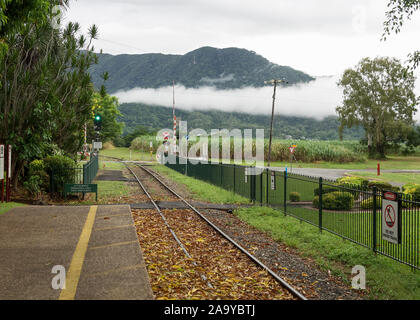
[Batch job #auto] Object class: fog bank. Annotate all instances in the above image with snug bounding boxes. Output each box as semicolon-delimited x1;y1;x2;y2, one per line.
115;75;420;122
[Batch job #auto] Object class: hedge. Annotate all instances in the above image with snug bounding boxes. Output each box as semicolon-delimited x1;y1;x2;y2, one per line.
313;192;355;211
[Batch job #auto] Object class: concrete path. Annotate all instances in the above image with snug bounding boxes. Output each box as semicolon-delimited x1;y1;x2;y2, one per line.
0;205;153;300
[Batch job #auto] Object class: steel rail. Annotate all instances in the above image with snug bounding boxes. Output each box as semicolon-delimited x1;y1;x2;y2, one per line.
125;164;214;289
137;164;307;301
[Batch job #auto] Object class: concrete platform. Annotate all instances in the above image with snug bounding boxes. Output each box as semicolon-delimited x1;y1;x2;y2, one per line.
0;205;154;300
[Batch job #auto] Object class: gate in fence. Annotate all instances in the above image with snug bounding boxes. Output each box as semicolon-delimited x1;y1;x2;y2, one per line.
51;154;99;200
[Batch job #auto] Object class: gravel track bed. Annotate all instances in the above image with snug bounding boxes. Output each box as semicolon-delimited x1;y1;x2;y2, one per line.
129;165;179;202
200;209;364;300
132;208;295;300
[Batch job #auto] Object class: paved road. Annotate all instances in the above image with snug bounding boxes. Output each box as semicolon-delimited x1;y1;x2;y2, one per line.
0;205;153;300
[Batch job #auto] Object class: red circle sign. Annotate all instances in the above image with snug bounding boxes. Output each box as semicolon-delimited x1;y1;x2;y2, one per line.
384;205;396;228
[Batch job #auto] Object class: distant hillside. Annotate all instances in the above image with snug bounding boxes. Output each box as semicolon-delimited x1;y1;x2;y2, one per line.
118;103;365;141
90;47;314;93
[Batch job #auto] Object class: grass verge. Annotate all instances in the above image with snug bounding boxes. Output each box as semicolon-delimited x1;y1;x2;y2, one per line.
99;161;126;171
269;156;420;170
155;164;420;300
152;165;250;204
349;172;420;186
100;147;155;161
235;206;420;300
0;202;25;215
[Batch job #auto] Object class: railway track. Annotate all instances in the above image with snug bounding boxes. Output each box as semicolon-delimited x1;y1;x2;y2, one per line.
120;160;307;300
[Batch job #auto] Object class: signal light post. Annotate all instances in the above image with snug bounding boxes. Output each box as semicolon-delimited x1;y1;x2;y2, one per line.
93;114;102;155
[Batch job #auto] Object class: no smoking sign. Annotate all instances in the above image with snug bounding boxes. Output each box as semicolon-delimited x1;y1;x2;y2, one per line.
382;192;401;244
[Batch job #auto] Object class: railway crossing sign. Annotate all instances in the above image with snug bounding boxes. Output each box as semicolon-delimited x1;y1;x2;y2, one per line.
289;145;297;154
382;191;401;244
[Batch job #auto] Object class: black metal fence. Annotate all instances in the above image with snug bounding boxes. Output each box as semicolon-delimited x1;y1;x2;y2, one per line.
166;157;420;270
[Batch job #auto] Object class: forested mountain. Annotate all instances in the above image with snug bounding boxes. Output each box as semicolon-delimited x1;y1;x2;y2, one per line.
118;103;364;140
90;47;314;92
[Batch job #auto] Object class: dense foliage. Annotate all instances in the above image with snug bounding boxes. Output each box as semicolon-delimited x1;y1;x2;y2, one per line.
24;155;76;196
313;192;355;211
0;0;53;56
114;125;156;147
118;103;365;141
0;2;103;187
87;92;124;143
89;46;314;93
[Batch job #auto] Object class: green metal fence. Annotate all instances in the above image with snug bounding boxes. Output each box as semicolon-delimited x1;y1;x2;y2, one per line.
83;154;99;184
166;157;420;270
50;154;99;195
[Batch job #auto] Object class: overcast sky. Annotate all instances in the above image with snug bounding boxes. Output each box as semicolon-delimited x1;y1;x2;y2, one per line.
65;0;420;121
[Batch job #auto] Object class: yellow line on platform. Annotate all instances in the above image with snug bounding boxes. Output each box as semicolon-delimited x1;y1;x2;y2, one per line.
59;206;97;300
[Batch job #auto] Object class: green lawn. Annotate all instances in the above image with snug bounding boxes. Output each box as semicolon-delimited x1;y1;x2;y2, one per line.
349;172;420;186
156;164;420;300
99;161;126;171
100;147;155;161
0;202;25;215
96;180;130;198
269;156;420;170
204;155;420;171
152;165;251;204
236;206;420;300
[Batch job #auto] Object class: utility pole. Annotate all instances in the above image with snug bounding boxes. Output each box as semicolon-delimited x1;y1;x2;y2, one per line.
172;80;177;154
264;79;288;167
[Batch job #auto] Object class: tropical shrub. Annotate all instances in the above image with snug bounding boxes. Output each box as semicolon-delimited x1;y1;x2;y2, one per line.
289;192;301;202
313;192;355;210
43;155;77;193
24;175;43;197
336;176;369;188
360;196;382;209
27;159;49;191
313;186;338;196
368;180;400;192
402;184;420;202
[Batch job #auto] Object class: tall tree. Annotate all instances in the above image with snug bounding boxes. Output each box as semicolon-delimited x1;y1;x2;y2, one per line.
87;92;124;143
383;0;420;70
0;0;57;56
0;4;99;187
336;57;418;158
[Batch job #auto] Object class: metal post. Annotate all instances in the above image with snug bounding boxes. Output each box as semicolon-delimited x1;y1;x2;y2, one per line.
266;169;269;205
185;156;188;176
372;186;377;253
219;161;222;188
260;170;263;206
319;177;323;232
233;164;236;193
284;170;287;216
